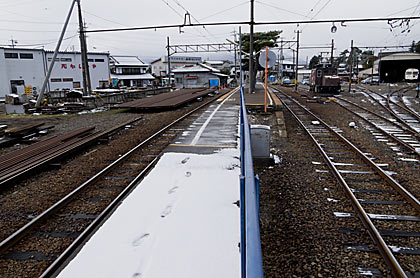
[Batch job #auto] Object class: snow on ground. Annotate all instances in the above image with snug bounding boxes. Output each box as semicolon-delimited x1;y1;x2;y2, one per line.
58;148;241;278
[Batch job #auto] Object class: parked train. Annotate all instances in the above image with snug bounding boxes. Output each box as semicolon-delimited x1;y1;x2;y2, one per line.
405;68;419;81
309;64;341;94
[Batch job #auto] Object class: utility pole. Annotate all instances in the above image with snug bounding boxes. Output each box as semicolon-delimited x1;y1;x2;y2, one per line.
249;0;255;94
278;38;283;82
371;51;374;77
36;0;77;108
77;0;91;96
295;30;300;91
239;27;243;88
331;39;334;64
348;39;354;93
167;36;171;89
234;30;238;86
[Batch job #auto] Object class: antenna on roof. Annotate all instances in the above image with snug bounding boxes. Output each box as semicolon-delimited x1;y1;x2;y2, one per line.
10;37;18;48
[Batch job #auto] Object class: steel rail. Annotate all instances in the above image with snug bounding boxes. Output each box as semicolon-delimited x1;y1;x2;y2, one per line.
361;88;420;137
277;90;418;278
387;94;420;123
40;155;161;277
388;92;420;122
334;98;420;156
282;92;420;212
0;118;142;190
399;94;420;120
0;92;228;255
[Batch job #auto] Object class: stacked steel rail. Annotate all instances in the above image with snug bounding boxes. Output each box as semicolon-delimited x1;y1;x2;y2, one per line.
0;117;142;190
118;88;217;110
277;90;420;278
0;92;227;277
239;85;264;278
0;123;53;148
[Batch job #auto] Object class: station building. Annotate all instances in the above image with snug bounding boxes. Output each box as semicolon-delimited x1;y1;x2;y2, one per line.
0;47;110;98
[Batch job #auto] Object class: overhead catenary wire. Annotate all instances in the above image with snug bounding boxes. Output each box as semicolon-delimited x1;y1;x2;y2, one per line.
83;16;420;34
198;1;249;21
255;1;311;19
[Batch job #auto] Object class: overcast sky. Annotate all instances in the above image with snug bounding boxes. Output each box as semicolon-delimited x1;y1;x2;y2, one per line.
0;0;419;64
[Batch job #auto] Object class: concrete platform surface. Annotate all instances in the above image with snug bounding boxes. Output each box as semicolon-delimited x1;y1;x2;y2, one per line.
56;88;241;278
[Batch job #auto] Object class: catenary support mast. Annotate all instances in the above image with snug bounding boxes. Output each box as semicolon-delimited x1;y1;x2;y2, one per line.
36;0;77;107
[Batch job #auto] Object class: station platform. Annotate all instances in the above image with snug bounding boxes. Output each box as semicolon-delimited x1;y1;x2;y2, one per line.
244;82;282;111
56;88;242;278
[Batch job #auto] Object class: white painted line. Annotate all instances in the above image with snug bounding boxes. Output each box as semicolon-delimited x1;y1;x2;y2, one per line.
190;89;238;145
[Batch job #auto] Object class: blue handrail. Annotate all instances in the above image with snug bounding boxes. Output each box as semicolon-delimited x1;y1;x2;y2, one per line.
239;85;264;278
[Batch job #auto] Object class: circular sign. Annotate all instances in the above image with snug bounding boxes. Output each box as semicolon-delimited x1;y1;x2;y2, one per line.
259;49;277;68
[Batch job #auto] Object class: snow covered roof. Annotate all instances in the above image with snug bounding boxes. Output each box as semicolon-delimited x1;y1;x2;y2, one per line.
172;63;220;73
111;73;155;80
198;63;220;72
297;70;312;74
212;72;229;78
110;55;148;67
204;60;224;65
281;60;294;65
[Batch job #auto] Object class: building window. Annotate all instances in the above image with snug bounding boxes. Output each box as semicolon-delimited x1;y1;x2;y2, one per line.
176;78;182;83
63;78;73;82
99;80;108;87
121;68;141;75
60;58;72;62
48;58;60;62
20;53;33;59
317;70;322;77
51;78;62;82
88;59;94;62
73;82;81;88
5;53;18;59
95;59;105;62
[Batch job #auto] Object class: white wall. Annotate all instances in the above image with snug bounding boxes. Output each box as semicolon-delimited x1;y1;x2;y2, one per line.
0;48;111;98
46;52;110;90
0;48;46;98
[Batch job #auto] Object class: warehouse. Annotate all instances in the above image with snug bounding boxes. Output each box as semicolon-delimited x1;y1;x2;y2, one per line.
378;52;420;82
0;47;110;98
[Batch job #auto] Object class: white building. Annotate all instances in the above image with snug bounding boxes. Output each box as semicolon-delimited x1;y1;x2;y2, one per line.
203;60;231;70
0;47;110;98
46;51;110;91
110;55;154;87
172;63;228;88
151;56;202;77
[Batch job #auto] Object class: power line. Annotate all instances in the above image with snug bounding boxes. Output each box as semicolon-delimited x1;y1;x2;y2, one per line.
82;10;129;27
199;2;248;21
85;16;420;34
255;1;311;19
161;0;184;18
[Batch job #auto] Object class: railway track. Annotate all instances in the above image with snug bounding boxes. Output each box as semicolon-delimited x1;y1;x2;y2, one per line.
0;89;236;277
358;87;420;136
276;89;420;277
334;97;420;160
